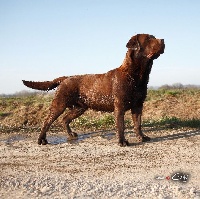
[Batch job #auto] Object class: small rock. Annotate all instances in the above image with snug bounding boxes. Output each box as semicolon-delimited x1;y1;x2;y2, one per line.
40;186;50;193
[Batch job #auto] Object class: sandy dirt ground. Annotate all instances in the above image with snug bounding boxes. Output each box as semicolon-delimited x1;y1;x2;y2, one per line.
0;128;200;199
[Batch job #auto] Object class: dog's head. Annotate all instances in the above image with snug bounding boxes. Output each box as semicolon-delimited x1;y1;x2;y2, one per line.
126;34;165;60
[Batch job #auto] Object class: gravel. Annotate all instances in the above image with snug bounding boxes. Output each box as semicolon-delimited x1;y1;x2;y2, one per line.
0;128;200;198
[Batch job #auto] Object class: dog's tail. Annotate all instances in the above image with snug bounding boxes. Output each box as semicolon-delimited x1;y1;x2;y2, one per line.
22;76;67;91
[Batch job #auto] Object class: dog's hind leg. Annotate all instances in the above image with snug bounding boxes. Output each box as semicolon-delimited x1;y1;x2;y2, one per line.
38;93;67;145
62;107;86;140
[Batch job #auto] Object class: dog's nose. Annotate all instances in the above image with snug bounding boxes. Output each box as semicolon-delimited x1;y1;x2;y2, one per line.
159;39;165;53
159;39;164;44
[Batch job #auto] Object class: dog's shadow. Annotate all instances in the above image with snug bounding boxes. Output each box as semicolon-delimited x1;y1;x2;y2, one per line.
48;128;200;145
128;129;200;146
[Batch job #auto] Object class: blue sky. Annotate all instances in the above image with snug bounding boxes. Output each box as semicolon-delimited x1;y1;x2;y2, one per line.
0;0;200;94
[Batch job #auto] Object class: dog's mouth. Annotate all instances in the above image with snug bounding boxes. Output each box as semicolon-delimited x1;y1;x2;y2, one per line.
147;53;154;59
147;42;165;60
147;52;161;60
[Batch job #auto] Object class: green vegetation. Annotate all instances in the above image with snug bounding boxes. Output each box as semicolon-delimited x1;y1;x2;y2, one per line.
71;115;200;131
146;88;200;101
0;112;5;117
72;114;115;130
71;114;132;131
143;117;200;129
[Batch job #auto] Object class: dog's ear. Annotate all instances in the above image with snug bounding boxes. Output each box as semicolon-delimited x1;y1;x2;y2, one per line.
126;35;141;58
126;35;140;50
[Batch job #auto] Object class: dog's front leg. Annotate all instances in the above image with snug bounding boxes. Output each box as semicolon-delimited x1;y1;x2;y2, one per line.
131;106;151;142
114;103;129;147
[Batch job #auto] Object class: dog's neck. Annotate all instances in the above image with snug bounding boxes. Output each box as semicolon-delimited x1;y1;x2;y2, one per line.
120;49;153;86
121;49;133;69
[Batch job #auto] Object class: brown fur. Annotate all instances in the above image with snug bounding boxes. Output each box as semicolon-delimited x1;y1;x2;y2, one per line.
23;34;165;146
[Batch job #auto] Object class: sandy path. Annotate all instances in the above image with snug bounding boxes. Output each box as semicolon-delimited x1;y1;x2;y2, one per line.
0;128;200;198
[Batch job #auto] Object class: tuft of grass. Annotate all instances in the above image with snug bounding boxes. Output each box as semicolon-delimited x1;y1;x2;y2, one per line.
71;114;115;130
0;112;11;117
71;114;132;131
165;90;180;97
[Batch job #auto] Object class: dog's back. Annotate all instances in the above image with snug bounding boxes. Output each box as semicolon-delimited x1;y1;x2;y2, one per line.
59;69;116;112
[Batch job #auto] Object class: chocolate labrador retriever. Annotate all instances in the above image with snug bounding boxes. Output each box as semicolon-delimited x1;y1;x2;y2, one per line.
23;34;165;146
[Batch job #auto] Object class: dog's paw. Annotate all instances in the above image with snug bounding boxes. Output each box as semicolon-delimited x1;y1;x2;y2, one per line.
118;140;129;147
38;138;48;145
